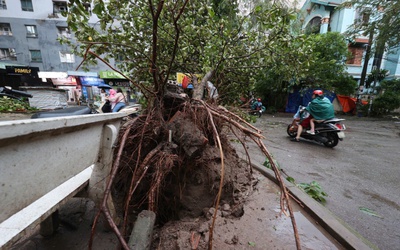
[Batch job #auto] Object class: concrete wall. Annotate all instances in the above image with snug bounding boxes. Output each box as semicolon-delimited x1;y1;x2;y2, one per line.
0;111;128;247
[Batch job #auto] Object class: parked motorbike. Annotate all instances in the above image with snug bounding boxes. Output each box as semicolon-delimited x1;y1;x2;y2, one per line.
287;106;346;148
249;107;265;117
31;104;141;119
0;86;33;100
249;99;266;118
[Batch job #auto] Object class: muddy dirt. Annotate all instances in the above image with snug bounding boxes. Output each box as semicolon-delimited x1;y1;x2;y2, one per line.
152;169;344;250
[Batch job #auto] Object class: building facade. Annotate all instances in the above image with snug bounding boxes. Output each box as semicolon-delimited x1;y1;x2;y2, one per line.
0;0;119;92
299;0;400;82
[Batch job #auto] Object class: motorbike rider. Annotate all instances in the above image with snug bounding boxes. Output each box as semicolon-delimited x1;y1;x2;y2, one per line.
251;98;263;110
292;89;334;141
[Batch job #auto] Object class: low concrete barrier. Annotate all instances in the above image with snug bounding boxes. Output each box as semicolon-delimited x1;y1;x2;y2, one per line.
0;112;128;248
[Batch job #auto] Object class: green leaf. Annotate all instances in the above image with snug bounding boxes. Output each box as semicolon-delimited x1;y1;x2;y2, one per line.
359;207;383;218
286;176;295;184
92;4;101;14
248;241;256;246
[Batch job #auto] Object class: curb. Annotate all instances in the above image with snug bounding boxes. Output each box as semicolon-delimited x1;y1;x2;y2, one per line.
250;160;378;250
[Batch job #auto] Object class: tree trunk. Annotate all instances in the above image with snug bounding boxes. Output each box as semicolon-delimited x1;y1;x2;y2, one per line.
193;70;214;100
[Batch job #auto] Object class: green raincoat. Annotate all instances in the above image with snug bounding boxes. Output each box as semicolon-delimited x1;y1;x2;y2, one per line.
306;96;335;120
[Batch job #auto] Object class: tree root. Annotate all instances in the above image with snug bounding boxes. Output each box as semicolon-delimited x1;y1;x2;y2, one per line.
91;99;301;250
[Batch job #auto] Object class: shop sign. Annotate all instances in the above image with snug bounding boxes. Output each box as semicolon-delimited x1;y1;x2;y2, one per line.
99;70;126;79
38;72;68;78
51;76;77;86
67;71;98;77
6;66;39;77
80;76;106;86
104;79;131;87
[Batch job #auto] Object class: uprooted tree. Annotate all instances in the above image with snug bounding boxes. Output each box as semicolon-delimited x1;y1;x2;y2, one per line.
65;0;303;249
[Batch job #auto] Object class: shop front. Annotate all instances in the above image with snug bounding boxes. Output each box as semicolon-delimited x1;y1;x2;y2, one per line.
38;72;78;103
67;71;103;103
2;65;43;89
99;70;133;101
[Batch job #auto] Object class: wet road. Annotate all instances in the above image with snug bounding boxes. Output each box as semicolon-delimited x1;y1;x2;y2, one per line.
253;113;400;250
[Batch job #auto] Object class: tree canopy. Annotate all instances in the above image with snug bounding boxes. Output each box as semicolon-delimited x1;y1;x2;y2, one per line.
64;0;306;104
64;0;357;110
254;32;357;109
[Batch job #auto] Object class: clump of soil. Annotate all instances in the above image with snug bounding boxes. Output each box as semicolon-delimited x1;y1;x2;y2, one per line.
112;101;255;227
151;145;256;249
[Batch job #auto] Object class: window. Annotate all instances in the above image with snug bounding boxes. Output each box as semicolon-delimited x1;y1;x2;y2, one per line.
25;25;37;37
305;17;321;34
21;0;33;11
0;0;7;10
59;51;75;63
0;48;17;61
346;44;365;66
355;8;370;26
57;26;71;38
30;50;42;62
0;23;12;36
53;1;67;13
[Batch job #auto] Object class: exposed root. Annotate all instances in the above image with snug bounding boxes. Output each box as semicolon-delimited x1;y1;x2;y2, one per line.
91;97;301;250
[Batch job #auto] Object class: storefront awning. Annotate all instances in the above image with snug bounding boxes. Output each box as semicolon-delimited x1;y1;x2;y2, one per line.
0;62;26;70
67;71;98;77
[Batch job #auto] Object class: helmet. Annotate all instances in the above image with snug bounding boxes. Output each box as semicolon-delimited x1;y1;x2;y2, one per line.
257;98;261;102
313;90;323;96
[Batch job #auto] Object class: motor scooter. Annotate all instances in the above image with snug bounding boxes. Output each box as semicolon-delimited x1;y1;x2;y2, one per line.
249;99;266;118
0;86;33;100
287;106;346;148
31;103;141;119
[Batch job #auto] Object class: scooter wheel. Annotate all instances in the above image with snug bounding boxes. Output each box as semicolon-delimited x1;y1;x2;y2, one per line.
323;132;339;148
287;124;297;138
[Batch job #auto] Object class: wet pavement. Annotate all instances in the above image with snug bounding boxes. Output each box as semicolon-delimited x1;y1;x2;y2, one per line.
252;113;400;250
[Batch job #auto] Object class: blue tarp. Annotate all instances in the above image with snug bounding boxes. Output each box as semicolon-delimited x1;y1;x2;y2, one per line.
285;89;336;113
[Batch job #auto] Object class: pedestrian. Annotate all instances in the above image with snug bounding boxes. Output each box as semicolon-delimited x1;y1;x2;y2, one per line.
107;88;126;112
